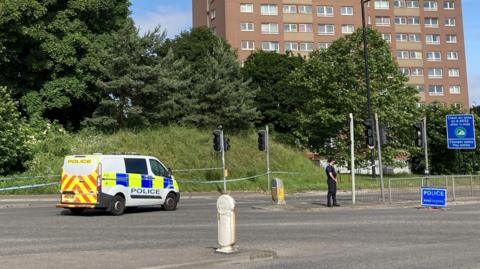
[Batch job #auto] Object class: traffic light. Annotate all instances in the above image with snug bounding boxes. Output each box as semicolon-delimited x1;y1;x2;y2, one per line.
414;122;423;147
258;130;266;151
363;119;375;148
224;137;231;151
213;130;222;152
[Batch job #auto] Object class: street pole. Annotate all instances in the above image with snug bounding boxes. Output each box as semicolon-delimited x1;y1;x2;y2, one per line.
423;116;429;176
350;113;356;205
375;113;385;203
361;0;375;178
266;125;271;191
220;128;227;193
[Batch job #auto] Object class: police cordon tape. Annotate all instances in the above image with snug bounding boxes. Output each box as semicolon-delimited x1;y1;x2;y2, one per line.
0;171;318;191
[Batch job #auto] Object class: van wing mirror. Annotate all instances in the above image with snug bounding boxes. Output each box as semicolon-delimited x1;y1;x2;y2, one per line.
167;168;173;177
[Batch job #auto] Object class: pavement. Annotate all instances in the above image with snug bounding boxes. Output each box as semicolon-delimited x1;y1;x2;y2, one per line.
1;192;480;268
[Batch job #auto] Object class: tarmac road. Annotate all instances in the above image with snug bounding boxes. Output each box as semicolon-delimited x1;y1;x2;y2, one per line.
0;193;480;269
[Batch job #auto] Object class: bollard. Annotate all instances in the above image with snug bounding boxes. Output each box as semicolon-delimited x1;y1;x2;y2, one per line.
271;178;286;205
216;194;237;253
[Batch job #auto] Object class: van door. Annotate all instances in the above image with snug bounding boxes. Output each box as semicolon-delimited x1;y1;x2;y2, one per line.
61;156;100;205
125;158;158;206
149;159;175;200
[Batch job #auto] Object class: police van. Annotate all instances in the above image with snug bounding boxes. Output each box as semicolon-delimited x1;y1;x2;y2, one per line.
56;154;180;215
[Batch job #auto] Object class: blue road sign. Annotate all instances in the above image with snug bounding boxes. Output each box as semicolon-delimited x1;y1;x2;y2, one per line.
446;114;476;149
421;187;447;208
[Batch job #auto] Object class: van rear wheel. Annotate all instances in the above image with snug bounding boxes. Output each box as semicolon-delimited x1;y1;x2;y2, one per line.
162;193;177;211
109;195;126;216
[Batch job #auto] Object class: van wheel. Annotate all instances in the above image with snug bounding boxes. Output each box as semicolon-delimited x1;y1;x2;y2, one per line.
109;195;126;216
69;208;84;215
162;193;177;211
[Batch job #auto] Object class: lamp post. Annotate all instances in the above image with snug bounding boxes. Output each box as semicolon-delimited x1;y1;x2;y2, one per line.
361;0;375;177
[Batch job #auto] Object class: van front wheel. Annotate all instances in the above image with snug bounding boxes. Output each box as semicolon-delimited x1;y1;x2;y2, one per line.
162;193;177;211
109;195;126;216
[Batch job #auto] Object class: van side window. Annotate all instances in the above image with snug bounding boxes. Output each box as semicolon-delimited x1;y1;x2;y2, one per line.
125;158;148;174
149;159;169;177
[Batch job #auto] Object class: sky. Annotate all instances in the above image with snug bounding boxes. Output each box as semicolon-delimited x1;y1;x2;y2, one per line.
130;0;480;107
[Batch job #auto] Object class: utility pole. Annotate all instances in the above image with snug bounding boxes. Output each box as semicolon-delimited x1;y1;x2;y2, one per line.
361;0;375;177
265;125;271;191
350;113;356;205
375;113;385;203
423;116;430;175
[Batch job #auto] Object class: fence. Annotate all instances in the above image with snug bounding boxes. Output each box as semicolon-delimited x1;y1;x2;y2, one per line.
353;175;480;205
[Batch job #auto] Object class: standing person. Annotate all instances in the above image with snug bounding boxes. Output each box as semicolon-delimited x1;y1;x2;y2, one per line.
325;158;340;207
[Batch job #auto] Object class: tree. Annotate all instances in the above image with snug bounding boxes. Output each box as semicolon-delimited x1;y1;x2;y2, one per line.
0;86;31;175
289;28;419;165
410;104;480;174
242;51;304;140
0;0;130;130
83;21;192;131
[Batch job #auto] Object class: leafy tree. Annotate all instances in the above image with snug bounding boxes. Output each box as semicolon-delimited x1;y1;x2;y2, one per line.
289;28;419;165
0;86;31;175
0;0;130;130
410;104;480;174
242;51;304;140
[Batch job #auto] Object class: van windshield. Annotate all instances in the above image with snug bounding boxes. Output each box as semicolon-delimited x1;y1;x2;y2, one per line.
63;157;98;176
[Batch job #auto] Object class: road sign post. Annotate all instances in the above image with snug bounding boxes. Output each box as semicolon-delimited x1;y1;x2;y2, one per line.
446;114;476;150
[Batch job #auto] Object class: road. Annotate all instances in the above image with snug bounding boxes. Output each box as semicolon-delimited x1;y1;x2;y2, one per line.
0;193;480;269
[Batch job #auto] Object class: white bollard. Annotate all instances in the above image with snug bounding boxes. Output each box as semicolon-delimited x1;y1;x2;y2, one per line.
216;194;237;253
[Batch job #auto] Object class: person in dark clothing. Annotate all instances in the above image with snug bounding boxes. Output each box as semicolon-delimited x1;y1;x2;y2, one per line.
325;158;340;207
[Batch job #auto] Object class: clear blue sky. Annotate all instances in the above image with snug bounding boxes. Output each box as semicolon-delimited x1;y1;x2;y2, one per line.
130;0;480;107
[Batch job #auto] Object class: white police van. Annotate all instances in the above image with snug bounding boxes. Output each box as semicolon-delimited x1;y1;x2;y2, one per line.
56;154;180;215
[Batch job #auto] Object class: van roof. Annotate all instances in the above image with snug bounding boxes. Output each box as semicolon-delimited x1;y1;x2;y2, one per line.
66;154;156;159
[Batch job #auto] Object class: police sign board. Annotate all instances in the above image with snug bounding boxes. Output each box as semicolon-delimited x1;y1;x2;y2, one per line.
446;114;476;149
421;187;447;208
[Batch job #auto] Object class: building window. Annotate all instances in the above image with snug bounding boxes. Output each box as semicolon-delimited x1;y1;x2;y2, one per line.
261;4;278;15
410;51;422;59
285;42;298;52
415;85;425;92
428;68;443;78
261;41;279;52
394;0;406;8
261;23;279;34
407;0;419;8
426;34;440;44
298;5;312;14
284;23;298;33
240;22;254;31
424;17;439;28
382;33;392;43
426;51;441;61
341;24;355;34
448;68;460;77
376;16;391;26
374;0;389;9
240;3;254;13
241;41;255;50
424;0;438;11
341;6;353;16
396;33;408;42
394;16;407;25
444;1;455;10
449;85;461;94
411;68;424;76
299;24;313;33
283;5;297;14
210;9;216;19
445;18;456;27
300;42;314;52
446;34;457;43
408;16;420;25
453;103;463;109
319;43;332;50
318;24;335;35
397;51;410;59
429;85;443;96
317;6;334;17
447;51;459;60
399;67;410;76
409;34;421;42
